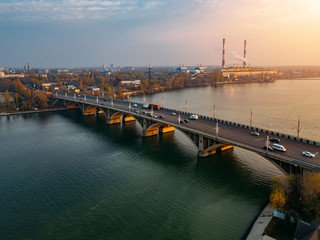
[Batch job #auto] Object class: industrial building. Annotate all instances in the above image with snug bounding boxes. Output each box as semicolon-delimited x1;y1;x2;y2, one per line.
221;67;278;79
220;39;278;80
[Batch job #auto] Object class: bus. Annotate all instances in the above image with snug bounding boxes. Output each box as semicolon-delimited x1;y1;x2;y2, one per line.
148;104;160;110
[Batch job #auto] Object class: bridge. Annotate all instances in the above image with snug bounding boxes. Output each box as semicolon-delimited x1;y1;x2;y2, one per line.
54;93;320;176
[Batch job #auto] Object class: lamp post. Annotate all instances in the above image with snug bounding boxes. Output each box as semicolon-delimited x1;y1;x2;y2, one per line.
185;99;187;113
265;135;270;155
215;122;219;139
297;116;300;138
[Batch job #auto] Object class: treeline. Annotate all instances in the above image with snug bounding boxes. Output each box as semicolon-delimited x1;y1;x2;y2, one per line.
1;78;49;110
270;173;320;222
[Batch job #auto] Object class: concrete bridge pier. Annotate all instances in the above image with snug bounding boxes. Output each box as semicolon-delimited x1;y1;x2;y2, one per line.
159;126;175;134
182;132;233;157
122;115;136;124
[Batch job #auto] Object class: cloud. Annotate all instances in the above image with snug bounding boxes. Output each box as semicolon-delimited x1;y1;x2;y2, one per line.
0;0;165;22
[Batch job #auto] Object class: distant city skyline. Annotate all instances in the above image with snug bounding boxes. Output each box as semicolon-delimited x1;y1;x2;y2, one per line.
0;0;320;68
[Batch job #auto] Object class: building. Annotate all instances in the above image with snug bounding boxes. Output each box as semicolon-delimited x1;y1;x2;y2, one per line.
294;218;320;240
0;71;25;78
176;66;189;74
120;80;141;85
220;67;278;80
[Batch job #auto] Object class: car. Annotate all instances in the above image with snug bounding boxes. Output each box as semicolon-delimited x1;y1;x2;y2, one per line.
134;110;139;113
170;112;176;115
270;138;280;143
103;99;107;101
159;115;164;118
184;119;189;123
302;151;315;158
263;145;273;151
143;110;147;114
133;104;138;107
251;131;259;136
273;144;286;152
180;120;184;124
152;115;157;118
189;114;199;120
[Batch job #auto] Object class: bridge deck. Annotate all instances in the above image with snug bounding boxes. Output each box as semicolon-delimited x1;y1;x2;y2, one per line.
56;94;320;172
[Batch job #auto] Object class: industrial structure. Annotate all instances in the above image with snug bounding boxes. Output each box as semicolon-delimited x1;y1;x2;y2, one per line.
220;39;278;80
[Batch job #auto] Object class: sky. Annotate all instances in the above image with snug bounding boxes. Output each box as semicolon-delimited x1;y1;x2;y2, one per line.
0;0;320;68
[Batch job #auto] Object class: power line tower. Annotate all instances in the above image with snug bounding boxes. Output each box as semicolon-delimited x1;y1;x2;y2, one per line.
146;65;152;84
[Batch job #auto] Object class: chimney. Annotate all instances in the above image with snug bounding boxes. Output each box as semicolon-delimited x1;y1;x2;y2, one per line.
243;40;247;68
222;38;226;68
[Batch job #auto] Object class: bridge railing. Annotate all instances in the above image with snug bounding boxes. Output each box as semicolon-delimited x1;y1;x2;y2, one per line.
159;105;320;147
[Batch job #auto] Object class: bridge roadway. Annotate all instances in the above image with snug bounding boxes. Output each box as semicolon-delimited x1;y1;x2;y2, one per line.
56;93;320;174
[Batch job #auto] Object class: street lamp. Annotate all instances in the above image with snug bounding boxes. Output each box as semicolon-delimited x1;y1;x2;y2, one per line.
265;135;270;155
215;122;219;139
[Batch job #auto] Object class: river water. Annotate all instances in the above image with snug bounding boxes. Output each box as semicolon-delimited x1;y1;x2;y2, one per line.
1;79;318;240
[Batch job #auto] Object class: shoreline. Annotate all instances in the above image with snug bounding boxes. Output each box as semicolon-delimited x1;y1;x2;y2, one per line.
0;107;67;116
245;202;274;240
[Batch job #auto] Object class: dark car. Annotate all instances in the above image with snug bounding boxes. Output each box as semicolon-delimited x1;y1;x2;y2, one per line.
103;99;107;101
184;119;189;123
250;131;259;136
270;138;280;143
159;115;164;119
180;120;184;124
263;145;273;151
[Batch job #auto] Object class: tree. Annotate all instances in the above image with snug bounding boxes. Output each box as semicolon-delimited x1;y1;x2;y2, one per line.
13;93;22;108
26;89;32;99
5;90;10;109
270;188;287;212
32;92;49;109
302;173;320;221
15;79;27;97
270;176;287;212
79;80;83;90
117;84;124;99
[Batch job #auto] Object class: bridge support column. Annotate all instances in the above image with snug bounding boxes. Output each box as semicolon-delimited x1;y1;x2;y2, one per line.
143;128;159;137
197;135;233;157
82;110;96;116
198;145;234;157
122;115;136;123
159;126;175;134
97;109;104;115
106;118;121;124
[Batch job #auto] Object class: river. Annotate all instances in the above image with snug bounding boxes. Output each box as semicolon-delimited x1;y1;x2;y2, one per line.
1;79;318;240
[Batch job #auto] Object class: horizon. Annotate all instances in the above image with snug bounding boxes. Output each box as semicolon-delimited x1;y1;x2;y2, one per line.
1;0;320;68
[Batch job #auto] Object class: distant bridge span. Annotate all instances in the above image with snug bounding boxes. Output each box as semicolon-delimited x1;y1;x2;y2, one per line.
55;93;320;176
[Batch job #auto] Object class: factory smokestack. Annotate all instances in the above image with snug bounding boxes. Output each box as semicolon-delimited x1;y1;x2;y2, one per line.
222;38;226;69
243;40;247;67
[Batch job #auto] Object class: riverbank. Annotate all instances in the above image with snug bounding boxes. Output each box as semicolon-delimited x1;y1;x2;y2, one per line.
0;107;67;116
246;203;274;240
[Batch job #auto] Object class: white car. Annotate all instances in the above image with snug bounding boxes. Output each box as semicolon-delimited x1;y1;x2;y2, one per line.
273;144;286;152
302;151;315;158
170;112;176;116
133;104;138;107
189;114;199;120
